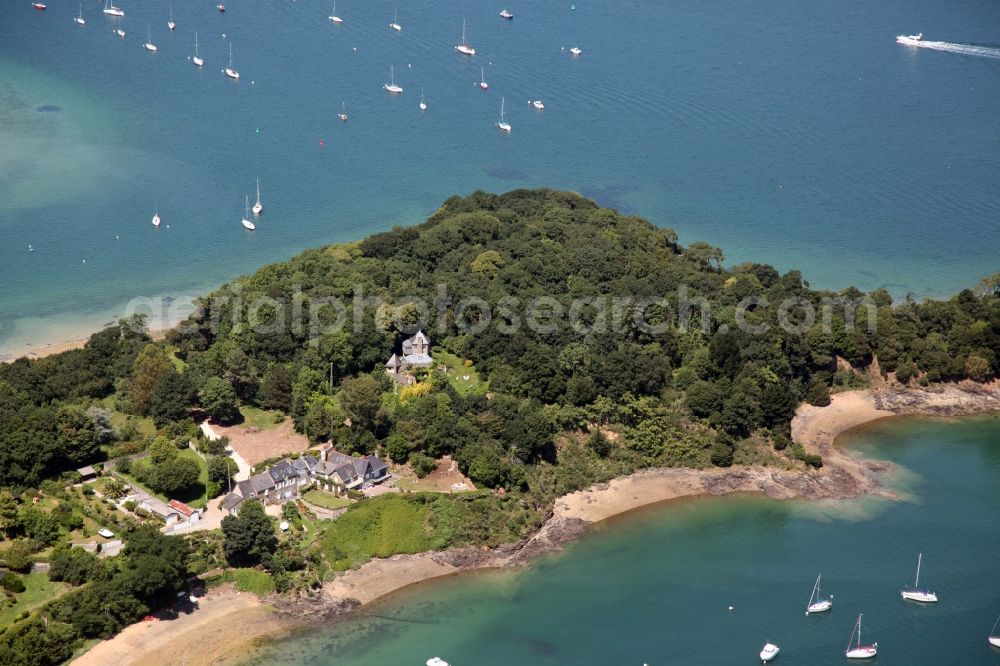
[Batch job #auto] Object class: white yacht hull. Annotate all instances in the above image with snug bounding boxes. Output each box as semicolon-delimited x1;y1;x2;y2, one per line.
384;84;403;94
193;56;204;67
845;646;878;659
225;68;240;79
901;590;938;603
252;203;263;216
760;644;779;662
455;45;475;56
807;600;832;614
144;43;157;52
242;219;255;230
989;636;1000;648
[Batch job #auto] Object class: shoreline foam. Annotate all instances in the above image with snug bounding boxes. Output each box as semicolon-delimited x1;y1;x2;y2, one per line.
71;383;1000;665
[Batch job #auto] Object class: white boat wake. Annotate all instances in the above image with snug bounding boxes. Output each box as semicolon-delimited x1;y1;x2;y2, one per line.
897;35;1000;60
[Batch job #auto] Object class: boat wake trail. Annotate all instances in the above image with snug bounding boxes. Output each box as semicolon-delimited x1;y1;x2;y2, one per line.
902;39;1000;60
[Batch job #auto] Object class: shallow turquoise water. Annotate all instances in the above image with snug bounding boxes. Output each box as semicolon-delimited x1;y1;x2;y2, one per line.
2;0;999;351
251;417;1000;665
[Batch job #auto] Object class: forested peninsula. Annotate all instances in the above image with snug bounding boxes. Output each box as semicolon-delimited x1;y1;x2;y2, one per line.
1;189;998;665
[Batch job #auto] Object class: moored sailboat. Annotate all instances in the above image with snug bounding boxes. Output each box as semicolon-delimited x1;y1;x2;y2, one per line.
252;179;263;216
167;5;175;30
192;31;204;67
225;41;239;79
900;553;938;603
143;25;157;52
383;65;402;94
989;613;1000;648
389;7;401;31
806;574;832;614
495;96;511;132
844;614;877;659
455;19;475;56
241;195;255;230
74;2;85;24
479;66;489;90
328;0;342;23
102;0;124;17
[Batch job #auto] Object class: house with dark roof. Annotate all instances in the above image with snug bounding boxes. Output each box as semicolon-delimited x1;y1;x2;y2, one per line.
385;330;433;384
221;492;244;516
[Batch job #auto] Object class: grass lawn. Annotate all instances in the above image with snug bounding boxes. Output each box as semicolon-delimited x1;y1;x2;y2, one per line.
239;405;285;431
97;397;157;439
433;351;487;396
319;494;443;571
0;573;69;626
302;491;351;511
228;568;275;595
122;447;209;509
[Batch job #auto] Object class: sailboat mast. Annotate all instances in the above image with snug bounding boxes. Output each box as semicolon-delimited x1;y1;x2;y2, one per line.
915;553;922;588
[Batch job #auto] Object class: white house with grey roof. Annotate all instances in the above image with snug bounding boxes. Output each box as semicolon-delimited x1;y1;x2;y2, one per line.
385;330;433;384
221;451;386;514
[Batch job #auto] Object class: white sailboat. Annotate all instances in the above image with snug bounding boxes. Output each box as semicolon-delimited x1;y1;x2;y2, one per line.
167;5;175;30
532;99;544;110
192;31;204;67
241;195;255;230
389;7;401;32
252;179;263;216
479;66;489;90
759;642;779;663
805;574;832;614
900;553;938;603
989;614;1000;648
844;614;877;659
102;0;124;17
426;660;449;666
339;101;348;121
114;18;125;37
419;89;427;111
328;0;342;23
143;26;157;52
151;204;161;228
495;96;511;132
74;2;85;24
383;65;402;94
225;41;239;79
455;19;475;56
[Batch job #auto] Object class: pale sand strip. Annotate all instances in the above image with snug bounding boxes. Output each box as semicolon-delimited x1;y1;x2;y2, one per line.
71;590;278;666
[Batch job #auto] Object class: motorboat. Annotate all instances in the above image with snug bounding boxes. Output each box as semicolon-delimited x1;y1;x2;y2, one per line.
896;33;923;45
760;643;779;663
569;46;582;56
500;9;513;19
532;100;544;110
33;2;47;10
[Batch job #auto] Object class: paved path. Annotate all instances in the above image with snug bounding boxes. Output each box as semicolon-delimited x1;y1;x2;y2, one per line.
200;422;251;481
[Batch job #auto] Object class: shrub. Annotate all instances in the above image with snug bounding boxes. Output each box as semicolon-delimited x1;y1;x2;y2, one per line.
1;573;25;594
410;453;437;478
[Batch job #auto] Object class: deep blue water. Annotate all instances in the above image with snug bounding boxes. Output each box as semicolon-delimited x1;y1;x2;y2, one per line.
1;0;999;353
248;417;1000;665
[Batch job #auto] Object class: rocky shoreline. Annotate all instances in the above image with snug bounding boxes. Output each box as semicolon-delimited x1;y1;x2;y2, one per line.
74;383;1000;666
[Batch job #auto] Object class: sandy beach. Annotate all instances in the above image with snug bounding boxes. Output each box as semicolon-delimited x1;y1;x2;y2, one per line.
1;327;170;363
71;383;1000;665
70;589;285;666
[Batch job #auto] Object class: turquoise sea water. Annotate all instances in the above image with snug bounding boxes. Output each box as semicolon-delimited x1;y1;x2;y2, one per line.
2;0;1000;353
249;417;1000;665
